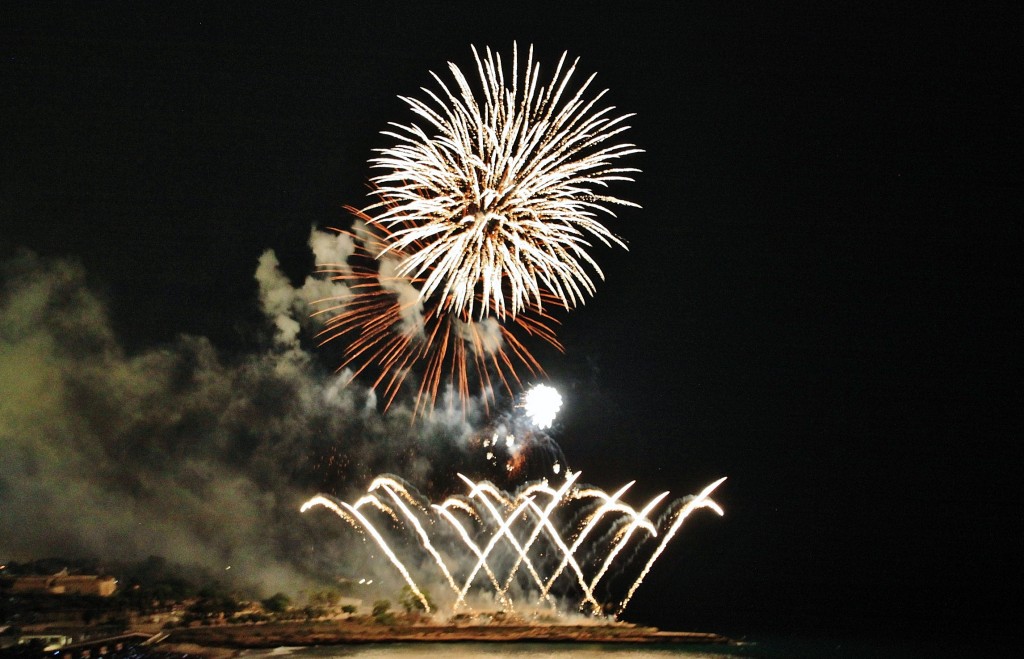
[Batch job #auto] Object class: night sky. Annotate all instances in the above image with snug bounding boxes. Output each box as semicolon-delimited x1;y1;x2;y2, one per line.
2;2;1018;643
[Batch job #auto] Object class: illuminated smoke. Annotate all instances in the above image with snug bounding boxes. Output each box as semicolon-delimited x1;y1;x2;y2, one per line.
311;210;563;417
0;249;478;594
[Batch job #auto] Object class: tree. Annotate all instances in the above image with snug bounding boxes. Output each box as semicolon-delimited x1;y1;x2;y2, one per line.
371;599;391;617
398;585;434;613
189;592;241;616
261;592;291;613
309;589;340;608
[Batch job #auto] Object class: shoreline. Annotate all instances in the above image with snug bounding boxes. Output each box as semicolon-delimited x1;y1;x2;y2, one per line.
160;620;735;655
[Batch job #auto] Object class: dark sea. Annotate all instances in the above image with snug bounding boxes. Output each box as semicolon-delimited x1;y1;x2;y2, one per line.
236;634;1016;659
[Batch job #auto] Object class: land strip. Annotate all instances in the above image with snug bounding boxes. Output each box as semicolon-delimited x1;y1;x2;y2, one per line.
164;620;734;650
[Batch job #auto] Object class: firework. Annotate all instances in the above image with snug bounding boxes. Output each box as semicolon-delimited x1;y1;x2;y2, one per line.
368;43;642;321
312;207;564;417
521;383;563;430
301;472;725;617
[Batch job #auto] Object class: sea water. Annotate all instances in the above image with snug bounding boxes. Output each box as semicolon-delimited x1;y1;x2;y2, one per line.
236;634;1016;658
239;643;744;658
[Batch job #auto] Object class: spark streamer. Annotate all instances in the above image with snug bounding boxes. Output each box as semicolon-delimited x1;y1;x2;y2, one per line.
302;472;724;617
301;495;431;611
615;477;727;615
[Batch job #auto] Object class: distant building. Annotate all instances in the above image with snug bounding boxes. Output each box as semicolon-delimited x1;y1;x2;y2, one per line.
9;569;117;597
17;634;73;651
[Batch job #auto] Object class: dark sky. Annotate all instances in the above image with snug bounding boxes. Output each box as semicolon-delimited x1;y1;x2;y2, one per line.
2;1;1019;642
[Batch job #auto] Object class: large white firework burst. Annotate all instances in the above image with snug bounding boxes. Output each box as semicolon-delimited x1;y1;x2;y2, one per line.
369;43;642;321
313;206;564;419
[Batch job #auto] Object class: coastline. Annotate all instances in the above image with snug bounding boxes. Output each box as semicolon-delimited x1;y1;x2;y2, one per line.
159;621;735;656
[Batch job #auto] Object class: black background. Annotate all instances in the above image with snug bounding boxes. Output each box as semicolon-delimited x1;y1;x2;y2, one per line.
3;2;1018;641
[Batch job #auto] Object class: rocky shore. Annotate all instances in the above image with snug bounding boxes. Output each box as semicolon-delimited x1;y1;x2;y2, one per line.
161;620;734;655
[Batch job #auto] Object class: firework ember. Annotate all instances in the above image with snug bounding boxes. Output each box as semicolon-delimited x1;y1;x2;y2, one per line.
313;207;564;416
301;473;725;617
368;43;642;321
521;383;563;430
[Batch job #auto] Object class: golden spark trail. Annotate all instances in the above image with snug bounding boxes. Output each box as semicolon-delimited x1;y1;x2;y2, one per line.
498;473;580;595
299;494;360;530
541;480;636;598
302;473;724;617
616;477;727;616
438;496;482;524
432;504;510;611
301;495;431;612
522;496;602;613
456;494;547;608
369;477;462;598
586;490;670;598
456;474;553;606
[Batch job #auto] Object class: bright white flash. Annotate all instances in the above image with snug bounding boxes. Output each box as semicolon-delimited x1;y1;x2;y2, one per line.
369;43;641;321
523;384;563;430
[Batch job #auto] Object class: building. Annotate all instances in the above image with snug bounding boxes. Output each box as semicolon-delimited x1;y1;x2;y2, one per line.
9;570;117;597
17;634;73;651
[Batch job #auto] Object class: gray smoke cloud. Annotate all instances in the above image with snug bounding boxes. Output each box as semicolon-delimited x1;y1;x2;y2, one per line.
0;239;489;596
254;226;357;352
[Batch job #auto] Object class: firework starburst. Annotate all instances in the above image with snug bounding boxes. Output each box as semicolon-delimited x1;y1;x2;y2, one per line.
369;43;641;321
313;207;564;417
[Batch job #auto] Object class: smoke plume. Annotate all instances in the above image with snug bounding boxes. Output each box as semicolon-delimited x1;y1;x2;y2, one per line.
0;238;486;595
